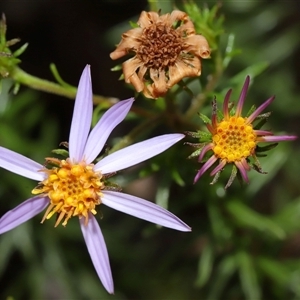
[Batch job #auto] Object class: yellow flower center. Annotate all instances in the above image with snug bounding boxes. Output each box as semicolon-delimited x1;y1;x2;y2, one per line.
32;158;104;227
212;116;257;162
137;23;183;69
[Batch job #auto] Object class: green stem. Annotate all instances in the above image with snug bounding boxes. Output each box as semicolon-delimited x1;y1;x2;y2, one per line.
162;88;202;132
11;67;117;106
148;0;158;11
184;51;224;120
10;67;157;118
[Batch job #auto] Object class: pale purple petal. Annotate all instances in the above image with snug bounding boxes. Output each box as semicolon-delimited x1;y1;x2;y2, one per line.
223;89;232;120
0;196;49;234
257;135;297;142
102;191;191;232
210;159;227;176
69;65;93;163
198;143;214;162
241;157;251;171
194;155;218;183
0;146;45;181
246;96;274;124
83;98;134;164
235;160;249;183
254;130;273;136
80;214;114;294
206;123;215;135
235;76;250;117
95;134;184;174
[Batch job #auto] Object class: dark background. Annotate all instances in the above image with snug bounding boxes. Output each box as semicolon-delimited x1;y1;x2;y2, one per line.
0;1;300;299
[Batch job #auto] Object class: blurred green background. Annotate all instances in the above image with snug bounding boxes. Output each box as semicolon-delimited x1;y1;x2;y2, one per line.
0;0;300;299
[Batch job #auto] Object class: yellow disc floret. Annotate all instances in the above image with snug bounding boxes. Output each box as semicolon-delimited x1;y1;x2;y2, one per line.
32;158;104;227
212;116;257;162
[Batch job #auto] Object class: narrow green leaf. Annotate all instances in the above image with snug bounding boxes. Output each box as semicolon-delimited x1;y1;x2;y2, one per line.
223;33;238;68
12;82;20;94
230;61;269;85
110;64;122;71
226;200;286;239
236;251;261;300
272;196;300;234
207;202;232;241
207;255;236;300
247;143;291;196
195;242;214;287
13;42;28;57
155;176;170;210
171;168;185;187
199;113;211;124
51;149;69;157
50;63;74;88
257;256;290;286
129;21;139;28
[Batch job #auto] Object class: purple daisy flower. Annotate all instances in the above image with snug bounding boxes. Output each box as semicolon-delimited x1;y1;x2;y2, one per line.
0;65;190;294
191;76;297;188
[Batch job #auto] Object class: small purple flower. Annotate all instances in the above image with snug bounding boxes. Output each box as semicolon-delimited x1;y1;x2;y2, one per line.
0;65;190;294
190;76;297;188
